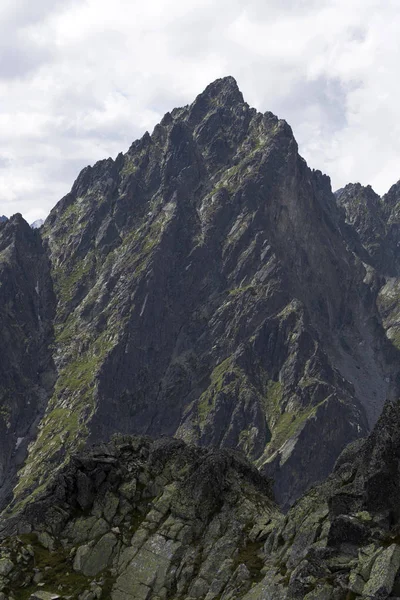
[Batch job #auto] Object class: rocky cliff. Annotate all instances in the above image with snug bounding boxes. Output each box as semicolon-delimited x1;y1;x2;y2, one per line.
1;75;400;599
336;182;400;355
0;216;55;509
0;77;399;517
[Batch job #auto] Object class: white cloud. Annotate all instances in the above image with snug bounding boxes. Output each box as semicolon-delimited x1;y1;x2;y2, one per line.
0;0;399;221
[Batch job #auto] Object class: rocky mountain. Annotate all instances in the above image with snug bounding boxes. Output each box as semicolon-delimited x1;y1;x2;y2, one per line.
0;436;278;600
0;216;8;223
0;76;400;598
0;77;399;518
30;220;44;230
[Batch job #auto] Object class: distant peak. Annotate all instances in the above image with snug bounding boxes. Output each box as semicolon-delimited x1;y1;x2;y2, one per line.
384;178;400;197
337;182;380;201
10;212;25;223
31;219;44;229
1;213;32;237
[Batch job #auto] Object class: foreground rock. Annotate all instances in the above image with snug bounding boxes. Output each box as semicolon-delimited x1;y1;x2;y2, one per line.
4;395;400;599
0;436;278;599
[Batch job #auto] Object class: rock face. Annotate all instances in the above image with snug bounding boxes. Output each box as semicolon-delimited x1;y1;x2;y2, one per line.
336;182;400;359
240;394;400;599
0;215;55;508
0;77;399;515
337;182;400;277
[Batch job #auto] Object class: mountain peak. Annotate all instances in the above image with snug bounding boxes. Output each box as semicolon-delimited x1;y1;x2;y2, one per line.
30;218;44;229
201;75;244;105
186;76;245;127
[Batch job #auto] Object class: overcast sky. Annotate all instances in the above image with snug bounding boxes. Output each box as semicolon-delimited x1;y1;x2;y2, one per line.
1;0;399;222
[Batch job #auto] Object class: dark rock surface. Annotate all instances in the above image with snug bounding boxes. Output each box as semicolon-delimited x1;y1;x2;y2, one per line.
0;215;55;508
336;181;400;394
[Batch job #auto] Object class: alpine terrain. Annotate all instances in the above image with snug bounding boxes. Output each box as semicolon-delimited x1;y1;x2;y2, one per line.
0;77;399;599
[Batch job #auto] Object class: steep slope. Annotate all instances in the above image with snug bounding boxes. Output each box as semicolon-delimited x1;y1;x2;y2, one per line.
0;215;55;508
378;182;400;352
4;77;395;513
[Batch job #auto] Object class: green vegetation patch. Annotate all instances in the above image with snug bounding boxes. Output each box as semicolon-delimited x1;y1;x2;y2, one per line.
13;330;115;505
228;284;256;297
269;400;326;456
11;534;91;600
256;374;328;467
263;380;283;429
234;540;265;583
388;326;400;350
197;357;239;426
53;250;96;306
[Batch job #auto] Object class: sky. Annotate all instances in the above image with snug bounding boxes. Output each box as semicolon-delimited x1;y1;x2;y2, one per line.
1;0;400;222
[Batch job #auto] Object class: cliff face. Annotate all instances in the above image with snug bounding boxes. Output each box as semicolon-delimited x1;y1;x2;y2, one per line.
0;216;55;508
0;77;399;515
238;394;400;599
337;181;400;277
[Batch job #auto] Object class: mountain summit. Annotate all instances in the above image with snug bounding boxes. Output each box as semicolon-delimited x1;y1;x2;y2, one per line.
0;78;399;521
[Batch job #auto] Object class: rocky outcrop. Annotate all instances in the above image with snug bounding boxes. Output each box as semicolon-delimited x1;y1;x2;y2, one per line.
337;181;400;379
231;395;400;599
4;392;400;599
0;436;278;600
337;181;400;276
337;183;389;270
